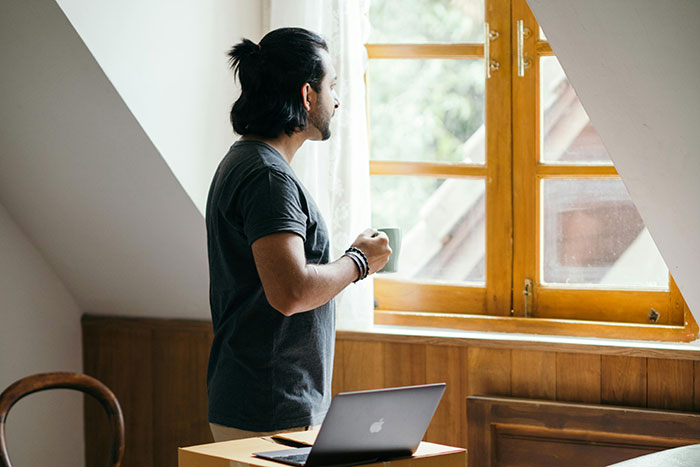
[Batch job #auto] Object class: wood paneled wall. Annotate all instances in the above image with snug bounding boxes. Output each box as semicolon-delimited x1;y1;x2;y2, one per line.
82;316;213;467
333;336;700;449
82;316;700;466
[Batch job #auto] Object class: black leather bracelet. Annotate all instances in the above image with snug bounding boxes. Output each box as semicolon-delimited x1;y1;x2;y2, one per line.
345;246;369;281
343;251;365;283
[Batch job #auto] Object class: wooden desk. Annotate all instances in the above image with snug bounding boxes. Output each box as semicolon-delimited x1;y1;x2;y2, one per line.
179;430;466;467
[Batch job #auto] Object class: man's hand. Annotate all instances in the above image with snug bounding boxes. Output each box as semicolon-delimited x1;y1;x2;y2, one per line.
350;229;392;275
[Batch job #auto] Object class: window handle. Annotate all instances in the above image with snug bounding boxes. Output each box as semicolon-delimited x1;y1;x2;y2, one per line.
484;23;499;79
517;20;531;77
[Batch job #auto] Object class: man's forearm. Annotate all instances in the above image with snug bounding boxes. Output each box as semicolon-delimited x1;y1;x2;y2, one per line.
272;254;359;316
252;231;389;317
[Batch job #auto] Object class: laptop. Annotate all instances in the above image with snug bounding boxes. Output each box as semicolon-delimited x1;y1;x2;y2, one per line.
253;382;446;467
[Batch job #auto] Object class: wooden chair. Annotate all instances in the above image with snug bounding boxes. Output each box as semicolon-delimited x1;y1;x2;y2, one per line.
0;372;124;467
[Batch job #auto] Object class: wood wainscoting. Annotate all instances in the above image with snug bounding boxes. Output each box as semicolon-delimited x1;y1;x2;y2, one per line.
333;331;700;451
82;315;213;467
82;315;700;466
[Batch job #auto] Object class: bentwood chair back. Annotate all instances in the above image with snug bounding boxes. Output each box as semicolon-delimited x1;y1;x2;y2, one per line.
0;372;124;467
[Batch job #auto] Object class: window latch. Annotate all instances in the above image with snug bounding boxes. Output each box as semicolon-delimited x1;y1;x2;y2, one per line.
649;308;660;323
523;278;533;318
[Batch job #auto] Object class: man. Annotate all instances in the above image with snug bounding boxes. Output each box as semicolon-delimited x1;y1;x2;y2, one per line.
206;27;391;441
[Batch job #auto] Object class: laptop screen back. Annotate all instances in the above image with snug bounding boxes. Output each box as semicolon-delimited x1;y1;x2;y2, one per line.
305;383;446;466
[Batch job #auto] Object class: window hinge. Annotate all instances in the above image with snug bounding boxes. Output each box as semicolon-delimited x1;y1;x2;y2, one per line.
484;23;500;79
517;20;532;77
523;278;533;318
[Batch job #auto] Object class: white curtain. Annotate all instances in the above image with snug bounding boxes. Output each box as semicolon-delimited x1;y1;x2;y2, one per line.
265;0;374;330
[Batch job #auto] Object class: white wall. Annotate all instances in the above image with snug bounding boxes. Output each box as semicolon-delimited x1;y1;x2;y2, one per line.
527;0;700;322
0;202;83;467
0;0;211;320
55;0;264;213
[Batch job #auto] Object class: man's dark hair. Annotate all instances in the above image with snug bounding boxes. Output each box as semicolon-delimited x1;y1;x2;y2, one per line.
227;28;329;138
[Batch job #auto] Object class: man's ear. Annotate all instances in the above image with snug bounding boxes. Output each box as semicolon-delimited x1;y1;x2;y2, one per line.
301;83;313;112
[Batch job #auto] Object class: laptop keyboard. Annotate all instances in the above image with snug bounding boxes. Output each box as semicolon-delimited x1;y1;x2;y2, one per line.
277;453;309;465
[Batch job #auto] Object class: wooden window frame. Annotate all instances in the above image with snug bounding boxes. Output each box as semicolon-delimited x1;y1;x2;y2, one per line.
367;0;696;342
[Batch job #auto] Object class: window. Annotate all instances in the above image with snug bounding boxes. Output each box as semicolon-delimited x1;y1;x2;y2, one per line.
367;0;695;341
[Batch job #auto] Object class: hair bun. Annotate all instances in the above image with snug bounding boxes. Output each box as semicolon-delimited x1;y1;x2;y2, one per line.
227;38;261;66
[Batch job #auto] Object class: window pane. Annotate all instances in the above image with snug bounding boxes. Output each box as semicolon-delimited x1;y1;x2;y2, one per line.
541;178;668;289
369;59;485;164
371;176;485;284
540;56;613;165
369;0;485;43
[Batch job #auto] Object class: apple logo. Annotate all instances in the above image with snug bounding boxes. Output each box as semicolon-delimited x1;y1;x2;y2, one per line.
369;418;384;434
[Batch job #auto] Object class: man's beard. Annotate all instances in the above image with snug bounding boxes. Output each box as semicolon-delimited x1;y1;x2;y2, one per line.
309;98;332;141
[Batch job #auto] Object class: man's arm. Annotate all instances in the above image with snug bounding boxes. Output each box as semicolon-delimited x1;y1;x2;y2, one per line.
252;229;390;316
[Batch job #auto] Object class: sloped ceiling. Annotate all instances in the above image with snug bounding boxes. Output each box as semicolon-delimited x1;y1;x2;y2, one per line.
527;0;700;322
54;0;259;213
0;0;209;318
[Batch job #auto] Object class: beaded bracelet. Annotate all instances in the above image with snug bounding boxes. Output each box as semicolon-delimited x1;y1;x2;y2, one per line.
347;247;369;279
343;250;365;283
346;250;367;282
344;246;370;283
347;247;369;272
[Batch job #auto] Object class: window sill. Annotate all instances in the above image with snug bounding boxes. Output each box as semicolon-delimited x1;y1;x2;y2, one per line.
372;309;698;343
337;315;700;360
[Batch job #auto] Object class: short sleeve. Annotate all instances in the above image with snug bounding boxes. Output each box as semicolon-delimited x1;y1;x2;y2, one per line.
236;168;308;245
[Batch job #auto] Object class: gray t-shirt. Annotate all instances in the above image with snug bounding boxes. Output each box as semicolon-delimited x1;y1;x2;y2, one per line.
205;140;335;431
